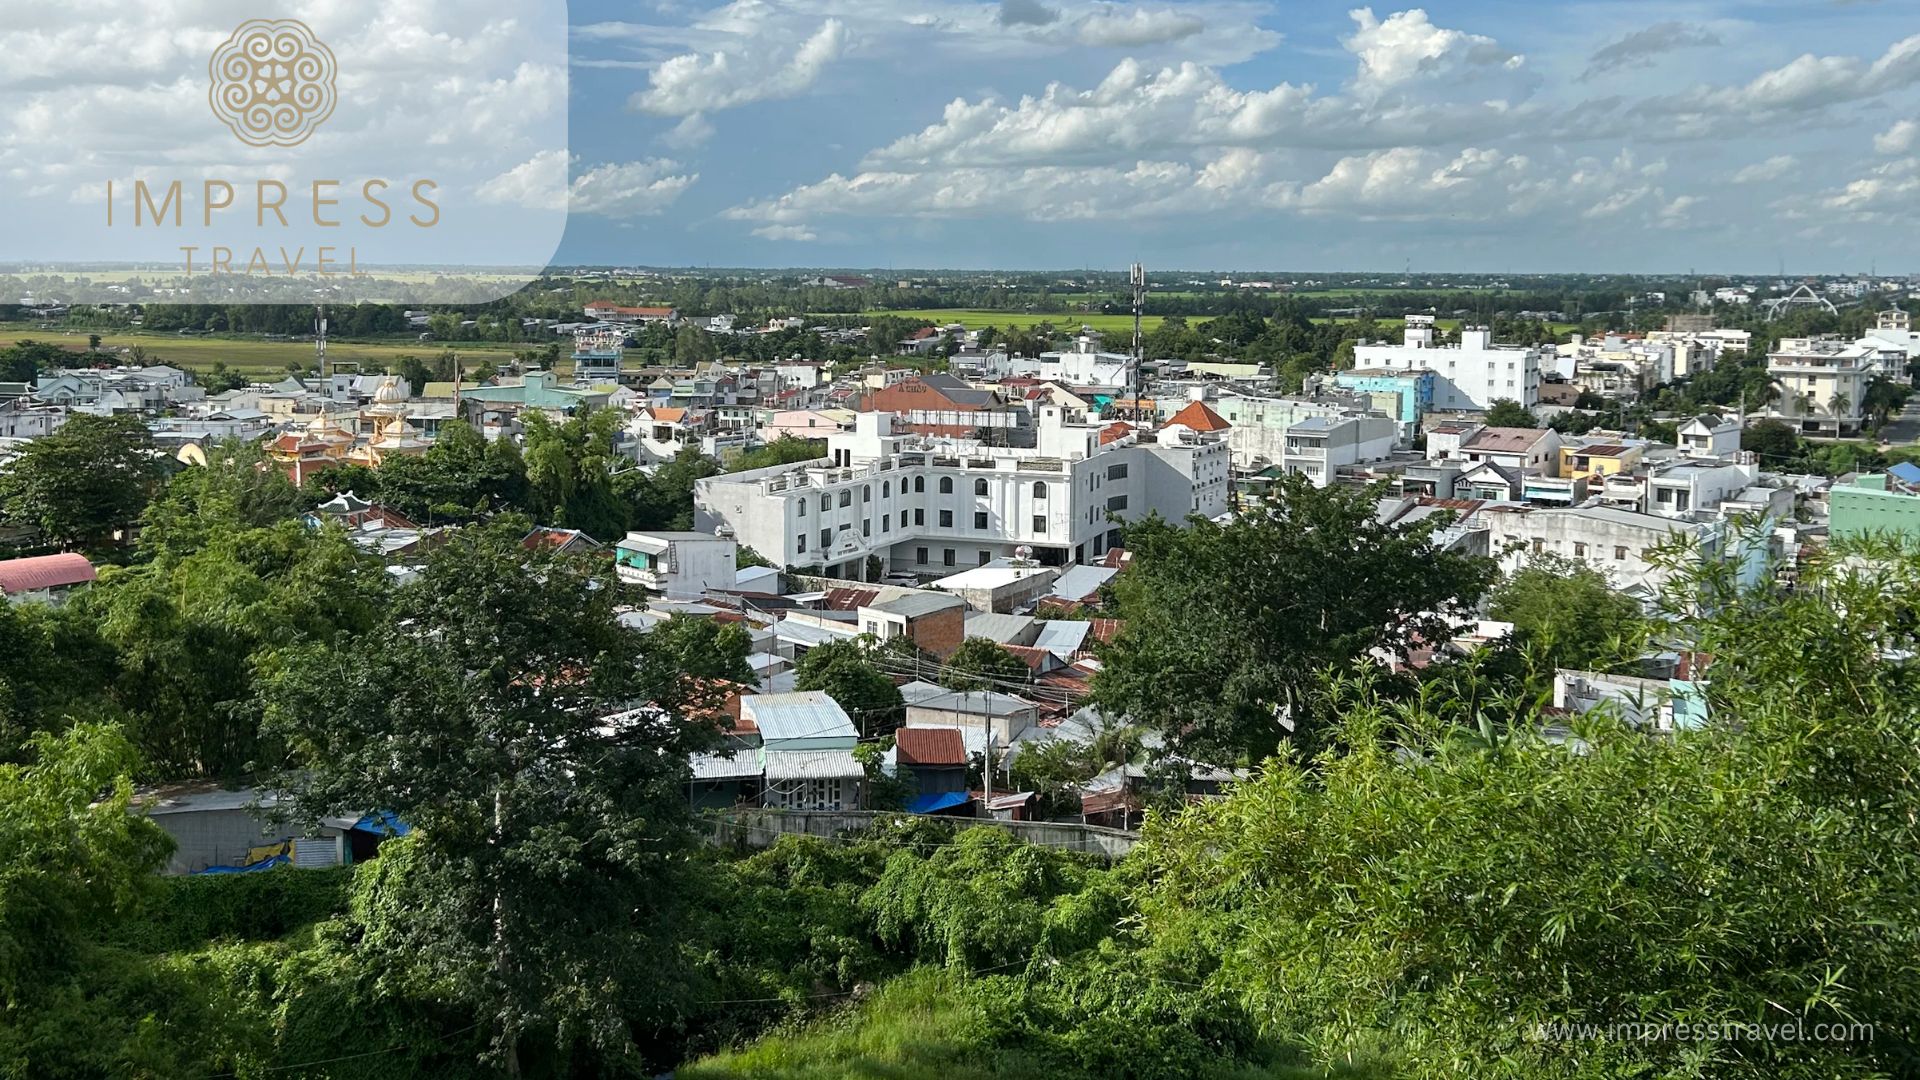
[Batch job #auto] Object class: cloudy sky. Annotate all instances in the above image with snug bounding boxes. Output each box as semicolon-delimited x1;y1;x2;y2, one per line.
557;0;1920;273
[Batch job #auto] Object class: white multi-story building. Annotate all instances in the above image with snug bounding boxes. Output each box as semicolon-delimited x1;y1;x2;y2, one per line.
1352;317;1542;411
694;408;1228;579
1766;337;1875;436
1012;335;1136;389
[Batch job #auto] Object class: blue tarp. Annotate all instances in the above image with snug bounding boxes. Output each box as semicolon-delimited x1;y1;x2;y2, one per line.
906;791;973;815
197;854;290;875
352;810;411;837
1890;462;1920;487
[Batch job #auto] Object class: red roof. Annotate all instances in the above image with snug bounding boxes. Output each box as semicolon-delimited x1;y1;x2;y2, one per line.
824;587;880;611
0;553;96;595
1097;421;1133;446
1165;399;1231;432
1088;618;1125;644
895;727;967;767
586;302;674;317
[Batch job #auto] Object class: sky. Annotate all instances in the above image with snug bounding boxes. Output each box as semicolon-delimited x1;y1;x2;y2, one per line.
1;1;1915;278
556;0;1920;274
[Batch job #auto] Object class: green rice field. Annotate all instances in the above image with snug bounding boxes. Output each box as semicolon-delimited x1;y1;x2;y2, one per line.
0;323;525;375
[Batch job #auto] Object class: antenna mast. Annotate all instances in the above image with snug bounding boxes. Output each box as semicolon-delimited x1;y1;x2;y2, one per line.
1130;262;1146;419
315;304;328;389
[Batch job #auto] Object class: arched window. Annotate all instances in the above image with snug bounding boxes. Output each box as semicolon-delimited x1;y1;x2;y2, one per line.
862;485;871;503
939;477;954;495
882;481;891;498
1033;482;1048;499
974;478;989;497
914;476;925;493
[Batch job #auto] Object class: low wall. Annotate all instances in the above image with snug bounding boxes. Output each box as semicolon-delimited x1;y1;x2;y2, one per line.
704;809;1139;859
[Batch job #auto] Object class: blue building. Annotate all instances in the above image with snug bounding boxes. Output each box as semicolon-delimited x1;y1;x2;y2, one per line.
1332;368;1435;434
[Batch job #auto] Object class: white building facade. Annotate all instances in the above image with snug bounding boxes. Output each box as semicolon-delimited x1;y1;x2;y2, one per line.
695;409;1228;579
1353;317;1543;411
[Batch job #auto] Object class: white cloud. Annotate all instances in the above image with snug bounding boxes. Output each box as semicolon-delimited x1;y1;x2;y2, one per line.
752;224;819;240
1820;157;1920;218
998;0;1060;27
478;153;697;218
1075;7;1205;48
1875;119;1918;155
663;113;717;150
630;18;847;116
1732;155;1797;183
1343;7;1523;97
1663;33;1920;119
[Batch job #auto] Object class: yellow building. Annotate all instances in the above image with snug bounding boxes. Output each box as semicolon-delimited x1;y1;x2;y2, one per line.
1559;441;1643;481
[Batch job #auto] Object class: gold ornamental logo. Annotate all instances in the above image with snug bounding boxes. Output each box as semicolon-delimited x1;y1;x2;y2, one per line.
208;19;337;148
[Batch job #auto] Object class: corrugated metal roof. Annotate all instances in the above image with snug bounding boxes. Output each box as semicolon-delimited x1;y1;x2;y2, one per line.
909;690;1035;718
740;691;857;742
761;749;864;780
690;752;762;781
0;552;95;595
1048;564;1117;601
894;726;967;766
963;612;1034;644
1033;620;1091;657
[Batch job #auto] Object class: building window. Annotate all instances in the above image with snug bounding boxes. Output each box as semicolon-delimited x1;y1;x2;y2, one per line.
838;490;852;508
1532;538;1544;553
944;548;956;567
1033;515;1046;534
883;481;891;498
939;477;954;494
1574;542;1586;557
862;520;871;536
1107;495;1128;512
1033;481;1048;499
914;476;925;493
862;485;871;503
974;511;988;529
974;478;989;496
1614;546;1627;560
939;510;954;527
916;546;928;565
1108;463;1129;480
796;534;806;553
978;551;991;565
883;514;891;532
820;529;831;549
915;508;925;526
819;495;830;512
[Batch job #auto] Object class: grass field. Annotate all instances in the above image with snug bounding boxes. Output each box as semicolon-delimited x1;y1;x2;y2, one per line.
0;323;525;375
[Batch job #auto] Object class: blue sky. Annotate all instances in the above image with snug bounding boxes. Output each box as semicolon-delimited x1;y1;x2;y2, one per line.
554;0;1920;273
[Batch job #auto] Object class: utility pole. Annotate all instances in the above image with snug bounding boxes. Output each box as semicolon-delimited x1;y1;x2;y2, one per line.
314;304;328;389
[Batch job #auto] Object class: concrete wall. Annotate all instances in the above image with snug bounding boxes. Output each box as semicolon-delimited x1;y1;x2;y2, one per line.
703;809;1138;858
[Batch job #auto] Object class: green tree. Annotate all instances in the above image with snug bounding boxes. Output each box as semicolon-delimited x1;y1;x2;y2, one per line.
138;438;305;559
0;723;172;1007
1093;477;1498;763
0;340;68;383
263;527;725;1071
0;414;167;550
940;637;1030;693
1483;399;1538;428
1488;554;1648;672
522;409;627;539
646;614;756;688
794;638;906;736
1741;419;1801;464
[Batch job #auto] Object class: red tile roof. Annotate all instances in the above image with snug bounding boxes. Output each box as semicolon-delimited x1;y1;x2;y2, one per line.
1165;399;1231;432
824;587;880;611
1462;427;1547;452
1097;421;1133;446
0;553;95;595
1088;618;1124;644
895;727;967;767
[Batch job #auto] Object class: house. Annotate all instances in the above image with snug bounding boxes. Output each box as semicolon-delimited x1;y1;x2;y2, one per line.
615;531;738;598
762;408;856;441
929;559;1059;613
0;553;96;604
743;691;864;810
1553;668;1708;733
137;785;395;875
1677;415;1743;459
1455;426;1562;476
523;528;604;556
856;591;967;658
858;374;1026;440
1766;336;1874;436
1483;505;1744;600
905;689;1038;746
1830;465;1920;542
893;726;969;799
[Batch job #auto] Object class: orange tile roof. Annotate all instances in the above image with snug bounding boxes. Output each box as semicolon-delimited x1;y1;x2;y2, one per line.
1166;399;1231;432
651;407;688;423
895;727;967;767
1097;421;1134;446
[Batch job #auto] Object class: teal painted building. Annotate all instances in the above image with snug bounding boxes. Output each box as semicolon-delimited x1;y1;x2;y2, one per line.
1830;465;1920;541
1332;368;1435;429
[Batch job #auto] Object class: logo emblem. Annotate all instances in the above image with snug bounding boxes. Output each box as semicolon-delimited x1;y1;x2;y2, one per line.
209;19;337;147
